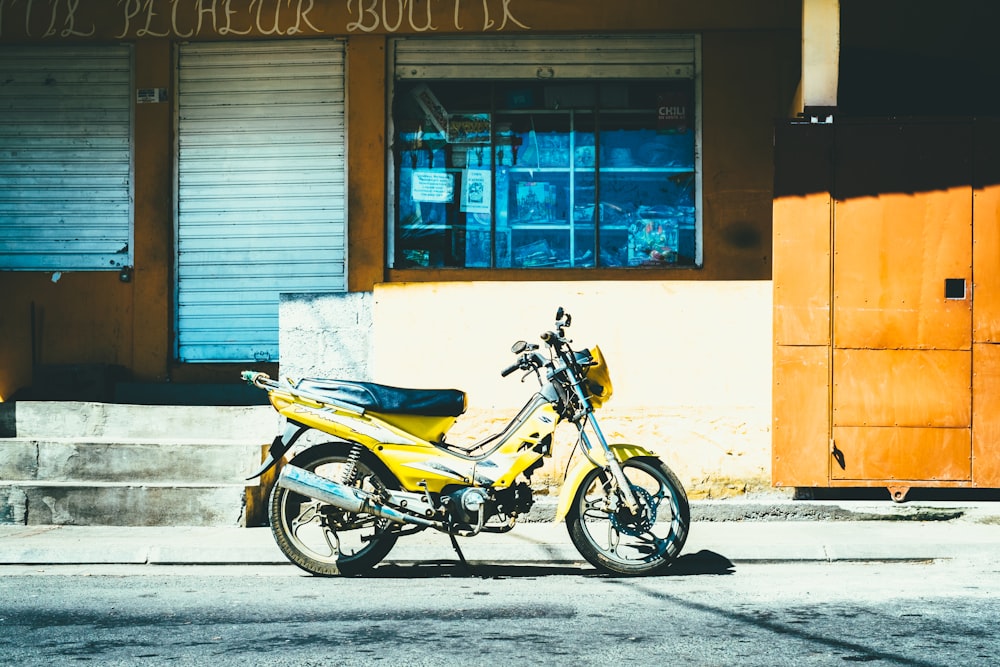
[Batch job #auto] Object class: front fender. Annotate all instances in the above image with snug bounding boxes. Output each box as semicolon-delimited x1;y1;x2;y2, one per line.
554;444;656;522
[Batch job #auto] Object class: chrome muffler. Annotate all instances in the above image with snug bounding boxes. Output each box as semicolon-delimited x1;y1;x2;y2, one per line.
276;464;435;528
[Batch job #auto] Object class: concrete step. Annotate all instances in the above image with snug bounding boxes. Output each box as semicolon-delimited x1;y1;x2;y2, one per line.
1;482;247;526
0;439;262;484
0;401;280;527
0;401;278;439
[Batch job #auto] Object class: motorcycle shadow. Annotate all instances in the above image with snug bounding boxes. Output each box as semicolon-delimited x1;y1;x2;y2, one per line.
362;550;734;579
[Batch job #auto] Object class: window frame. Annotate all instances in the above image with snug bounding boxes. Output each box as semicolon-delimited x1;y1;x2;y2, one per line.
386;35;703;280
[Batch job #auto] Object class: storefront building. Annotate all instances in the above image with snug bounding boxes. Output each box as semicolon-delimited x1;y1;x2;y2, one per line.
2;1;800;496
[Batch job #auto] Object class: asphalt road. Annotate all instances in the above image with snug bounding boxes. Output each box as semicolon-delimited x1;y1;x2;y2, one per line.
2;557;998;666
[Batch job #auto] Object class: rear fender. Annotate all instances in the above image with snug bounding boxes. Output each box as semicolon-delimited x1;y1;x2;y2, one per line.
554;444;655;522
246;420;308;480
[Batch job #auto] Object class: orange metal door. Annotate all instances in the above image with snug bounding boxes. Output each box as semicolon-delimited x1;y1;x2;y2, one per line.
832;122;973;484
972;119;1000;487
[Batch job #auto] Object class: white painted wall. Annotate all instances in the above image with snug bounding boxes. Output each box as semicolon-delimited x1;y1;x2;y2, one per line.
371;281;768;407
371;281;774;498
801;0;840;110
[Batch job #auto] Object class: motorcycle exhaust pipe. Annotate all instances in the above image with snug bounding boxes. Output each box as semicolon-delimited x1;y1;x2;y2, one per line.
276;464;435;528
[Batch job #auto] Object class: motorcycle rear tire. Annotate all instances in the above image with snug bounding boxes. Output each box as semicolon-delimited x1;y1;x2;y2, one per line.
269;442;400;576
566;456;689;576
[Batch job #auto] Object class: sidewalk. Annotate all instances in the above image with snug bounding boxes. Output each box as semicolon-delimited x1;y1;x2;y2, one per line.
2;499;999;567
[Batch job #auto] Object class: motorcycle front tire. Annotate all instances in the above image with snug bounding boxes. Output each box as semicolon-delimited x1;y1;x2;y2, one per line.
269;442;400;576
566;456;690;576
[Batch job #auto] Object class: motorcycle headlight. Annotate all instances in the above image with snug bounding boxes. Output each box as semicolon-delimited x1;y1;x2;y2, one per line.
582;345;613;409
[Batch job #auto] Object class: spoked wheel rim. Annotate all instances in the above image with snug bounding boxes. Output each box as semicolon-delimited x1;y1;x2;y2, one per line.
271;448;398;575
570;458;687;574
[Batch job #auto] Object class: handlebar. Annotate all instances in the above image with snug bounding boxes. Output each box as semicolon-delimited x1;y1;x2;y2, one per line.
501;307;575;379
242;370;273;389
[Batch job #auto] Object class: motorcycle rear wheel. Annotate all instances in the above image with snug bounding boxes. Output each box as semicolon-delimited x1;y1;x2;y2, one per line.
566;456;689;576
269;442;400;576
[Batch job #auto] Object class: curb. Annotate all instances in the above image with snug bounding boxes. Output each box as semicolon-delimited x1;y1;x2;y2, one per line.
526;498;986;524
2;508;1000;567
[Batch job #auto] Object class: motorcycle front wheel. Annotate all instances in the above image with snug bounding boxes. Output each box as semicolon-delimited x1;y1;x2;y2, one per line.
269;442;400;576
566;456;689;576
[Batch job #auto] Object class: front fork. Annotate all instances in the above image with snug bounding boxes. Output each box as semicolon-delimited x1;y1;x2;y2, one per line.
558;351;640;514
576;415;640;513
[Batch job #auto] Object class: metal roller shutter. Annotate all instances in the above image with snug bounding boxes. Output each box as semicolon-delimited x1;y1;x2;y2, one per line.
0;45;132;271
176;40;346;363
393;34;697;80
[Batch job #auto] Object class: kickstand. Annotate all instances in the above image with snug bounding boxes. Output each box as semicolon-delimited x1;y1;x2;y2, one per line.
448;530;475;576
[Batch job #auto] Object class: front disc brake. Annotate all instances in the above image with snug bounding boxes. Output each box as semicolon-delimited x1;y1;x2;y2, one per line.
609;485;656;536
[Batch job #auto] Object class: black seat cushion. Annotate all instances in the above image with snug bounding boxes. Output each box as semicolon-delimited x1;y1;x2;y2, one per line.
296;378;466;417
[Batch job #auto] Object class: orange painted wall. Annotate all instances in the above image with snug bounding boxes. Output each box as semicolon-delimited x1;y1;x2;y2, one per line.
132;39;173;383
0;273;134;399
701;30;799;281
346;35;387;293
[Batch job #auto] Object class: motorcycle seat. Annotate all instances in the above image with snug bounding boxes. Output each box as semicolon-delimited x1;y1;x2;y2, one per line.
296;378;467;417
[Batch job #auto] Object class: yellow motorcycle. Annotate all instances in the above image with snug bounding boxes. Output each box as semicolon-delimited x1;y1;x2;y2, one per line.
244;308;689;576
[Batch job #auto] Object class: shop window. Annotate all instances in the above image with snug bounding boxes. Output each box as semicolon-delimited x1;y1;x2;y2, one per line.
390;80;698;270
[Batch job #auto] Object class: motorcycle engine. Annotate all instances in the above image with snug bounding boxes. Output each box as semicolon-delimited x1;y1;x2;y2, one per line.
494;482;533;517
446;487;491;525
445;483;534;526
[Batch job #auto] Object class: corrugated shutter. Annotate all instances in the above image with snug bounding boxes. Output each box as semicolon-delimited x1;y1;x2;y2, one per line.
176;40;346;363
394;34;696;80
0;45;132;271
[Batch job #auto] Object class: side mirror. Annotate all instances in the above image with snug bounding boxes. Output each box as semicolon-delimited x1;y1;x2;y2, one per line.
512;340;529;354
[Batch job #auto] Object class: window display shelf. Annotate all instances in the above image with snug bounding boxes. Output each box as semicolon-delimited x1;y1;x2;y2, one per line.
511;222;573;229
400;223;452;230
506;166;570;173
599;166;694;173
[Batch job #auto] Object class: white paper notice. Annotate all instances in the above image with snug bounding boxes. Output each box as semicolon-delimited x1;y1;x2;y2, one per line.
411;169;454;203
460;169;491;214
